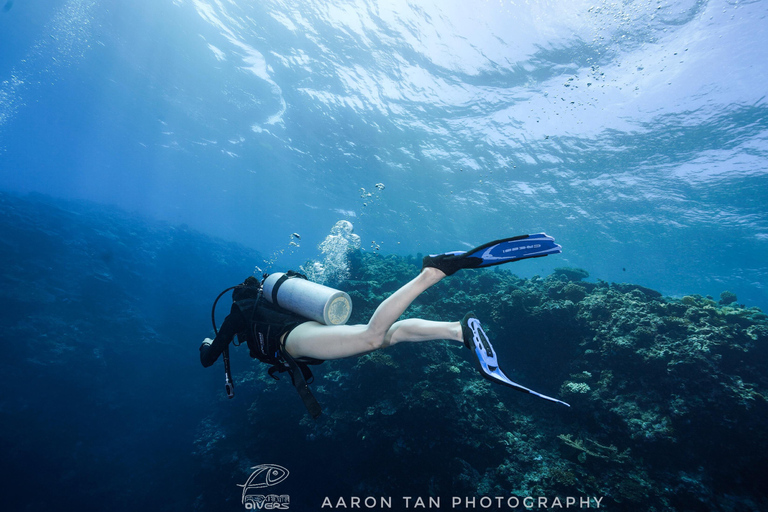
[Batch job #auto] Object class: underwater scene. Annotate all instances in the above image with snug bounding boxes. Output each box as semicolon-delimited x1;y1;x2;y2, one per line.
1;0;767;511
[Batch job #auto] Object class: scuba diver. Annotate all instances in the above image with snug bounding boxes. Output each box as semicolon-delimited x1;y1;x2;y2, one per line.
200;234;570;418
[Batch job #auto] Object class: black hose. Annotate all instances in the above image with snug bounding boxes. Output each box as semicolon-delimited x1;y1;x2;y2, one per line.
211;285;239;335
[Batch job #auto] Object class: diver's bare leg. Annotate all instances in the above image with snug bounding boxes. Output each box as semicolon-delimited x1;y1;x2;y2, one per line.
284;268;463;360
381;318;462;347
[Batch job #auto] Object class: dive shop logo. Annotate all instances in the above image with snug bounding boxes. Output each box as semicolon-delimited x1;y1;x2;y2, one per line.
238;464;290;510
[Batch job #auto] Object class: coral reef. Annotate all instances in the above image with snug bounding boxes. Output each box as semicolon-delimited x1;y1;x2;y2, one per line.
3;193;766;511
224;252;768;511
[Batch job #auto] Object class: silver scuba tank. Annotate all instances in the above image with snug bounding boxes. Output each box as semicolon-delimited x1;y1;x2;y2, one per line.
262;272;352;325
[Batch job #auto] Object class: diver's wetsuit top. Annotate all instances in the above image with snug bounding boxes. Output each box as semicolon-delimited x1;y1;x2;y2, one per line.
200;278;325;419
200;298;306;368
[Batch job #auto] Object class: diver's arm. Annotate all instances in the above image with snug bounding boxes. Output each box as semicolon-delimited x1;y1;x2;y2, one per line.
200;303;246;367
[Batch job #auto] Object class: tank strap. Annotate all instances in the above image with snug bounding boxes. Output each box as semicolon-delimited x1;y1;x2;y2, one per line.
270;274;290;308
270;270;309;308
268;353;322;419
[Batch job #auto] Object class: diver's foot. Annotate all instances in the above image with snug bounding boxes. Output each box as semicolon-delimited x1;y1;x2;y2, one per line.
460;313;474;349
422;251;468;276
461;313;496;363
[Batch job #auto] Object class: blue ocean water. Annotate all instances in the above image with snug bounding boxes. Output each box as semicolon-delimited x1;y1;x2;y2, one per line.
2;1;768;511
2;0;767;307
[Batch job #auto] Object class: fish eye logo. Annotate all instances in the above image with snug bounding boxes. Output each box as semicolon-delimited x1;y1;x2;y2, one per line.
238;464;290;510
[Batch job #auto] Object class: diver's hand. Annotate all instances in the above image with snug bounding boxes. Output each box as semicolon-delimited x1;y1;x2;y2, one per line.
200;338;213;351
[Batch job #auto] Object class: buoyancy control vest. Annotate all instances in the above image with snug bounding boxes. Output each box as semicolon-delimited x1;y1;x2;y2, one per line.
210;272;351;419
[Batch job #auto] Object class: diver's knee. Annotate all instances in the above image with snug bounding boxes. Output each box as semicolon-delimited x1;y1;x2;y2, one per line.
381;321;404;347
362;328;387;351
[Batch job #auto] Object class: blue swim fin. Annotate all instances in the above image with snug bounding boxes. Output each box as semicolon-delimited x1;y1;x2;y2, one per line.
461;313;570;407
423;233;562;276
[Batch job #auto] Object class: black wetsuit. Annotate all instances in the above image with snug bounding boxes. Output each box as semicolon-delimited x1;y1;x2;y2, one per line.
200;297;307;368
200;277;325;418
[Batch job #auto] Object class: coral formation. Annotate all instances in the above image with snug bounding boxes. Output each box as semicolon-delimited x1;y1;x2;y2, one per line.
249;253;768;511
719;290;738;305
556;434;630;463
3;193;766;511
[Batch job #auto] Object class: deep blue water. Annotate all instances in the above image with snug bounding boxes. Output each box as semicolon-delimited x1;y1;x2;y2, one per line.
2;0;768;510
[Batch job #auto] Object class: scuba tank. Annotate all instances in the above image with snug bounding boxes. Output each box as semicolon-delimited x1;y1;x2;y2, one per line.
262;272;352;325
